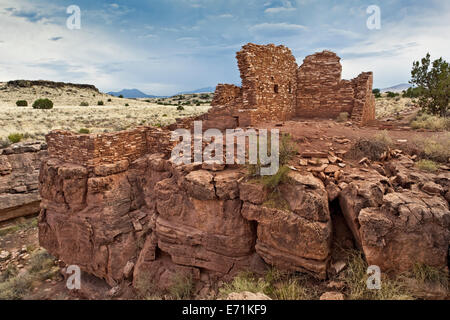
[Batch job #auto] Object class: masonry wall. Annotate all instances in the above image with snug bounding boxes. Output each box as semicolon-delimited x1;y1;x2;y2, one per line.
46;127;173;168
237;43;298;122
296;51;355;119
350;72;375;125
209;44;375;126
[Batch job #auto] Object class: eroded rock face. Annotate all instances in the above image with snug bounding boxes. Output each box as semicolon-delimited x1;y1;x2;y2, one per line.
339;162;450;274
0;142;47;222
241;171;332;279
38;150;336;287
359;192;449;272
39;147;449;289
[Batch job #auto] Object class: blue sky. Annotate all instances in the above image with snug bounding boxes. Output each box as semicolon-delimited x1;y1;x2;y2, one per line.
0;0;449;95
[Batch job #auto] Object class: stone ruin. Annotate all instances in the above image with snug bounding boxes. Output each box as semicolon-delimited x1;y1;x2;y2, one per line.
208;43;375;127
35;43;449;295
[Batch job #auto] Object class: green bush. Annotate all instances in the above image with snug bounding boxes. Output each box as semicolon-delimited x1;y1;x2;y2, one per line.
386;91;399;98
119;95;124;98
32;98;53;109
416;159;439;172
79;128;90;134
80;102;89;107
125;103;129;107
16;100;28;107
411;53;449;117
107;98;112;102
8;133;24;143
177;106;185;111
97;101;104;106
169;274;194;299
402;87;422;98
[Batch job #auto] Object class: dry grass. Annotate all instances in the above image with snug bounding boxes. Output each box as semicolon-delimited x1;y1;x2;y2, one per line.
0;104;210;142
375;96;416;119
219;269;318;300
410;133;450;163
169;273;194;300
343;250;414;300
0;248;58;300
411;113;450;131
416;159;439;172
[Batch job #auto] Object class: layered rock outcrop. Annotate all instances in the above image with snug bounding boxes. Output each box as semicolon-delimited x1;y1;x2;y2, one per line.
38;129;337;287
339;159;450;274
0;142;47;222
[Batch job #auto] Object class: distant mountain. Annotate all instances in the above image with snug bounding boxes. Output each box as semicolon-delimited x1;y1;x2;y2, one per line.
381;83;412;93
107;89;160;98
174;87;216;95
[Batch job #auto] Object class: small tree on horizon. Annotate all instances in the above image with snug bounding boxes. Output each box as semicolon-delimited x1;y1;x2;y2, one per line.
410;53;449;117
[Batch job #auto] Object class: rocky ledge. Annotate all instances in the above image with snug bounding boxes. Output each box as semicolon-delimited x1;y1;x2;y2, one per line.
0;142;47;222
38;150;449;293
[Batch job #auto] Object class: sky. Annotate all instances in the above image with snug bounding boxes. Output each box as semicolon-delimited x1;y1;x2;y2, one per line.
0;0;449;96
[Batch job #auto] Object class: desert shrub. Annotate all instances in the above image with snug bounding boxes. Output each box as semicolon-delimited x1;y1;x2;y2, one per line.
262;191;290;211
261;165;290;190
29;250;55;277
79;128;90;134
372;89;382;98
0;274;33;300
271;278;312;300
411;53;449;117
411;134;450;162
386;91;399;98
410;113;450;131
0;138;11;148
107;98;112;102
8;133;24;143
412;264;449;289
177;106;185;111
220;272;271;297
134;272;159;299
196;103;201;106
16;100;28;107
32;98;53;109
346;136;391;161
169;273;194;300
97;101;104;106
119;95;124;98
80;102;89;106
0;265;17;283
374;130;394;146
416;159;439;172
279;133;297;165
343;250;413;300
402;87;422;98
336;112;349;122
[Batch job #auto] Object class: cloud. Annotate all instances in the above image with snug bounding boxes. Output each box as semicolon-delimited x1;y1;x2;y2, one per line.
265;1;296;14
249;23;307;37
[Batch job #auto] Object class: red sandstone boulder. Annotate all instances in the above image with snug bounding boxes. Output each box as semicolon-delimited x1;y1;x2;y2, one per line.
339;167;450;274
241;172;332;279
155;175;256;274
358;191;449;272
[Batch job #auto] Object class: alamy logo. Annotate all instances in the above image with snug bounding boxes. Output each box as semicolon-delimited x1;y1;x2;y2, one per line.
366;265;381;290
66;5;81;30
366;5;381;30
170;121;280;175
66;265;81;290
